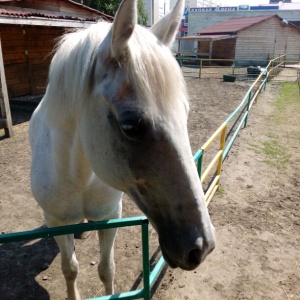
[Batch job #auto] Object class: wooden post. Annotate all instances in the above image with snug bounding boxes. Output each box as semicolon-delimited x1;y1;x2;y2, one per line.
209;39;213;64
0;37;13;137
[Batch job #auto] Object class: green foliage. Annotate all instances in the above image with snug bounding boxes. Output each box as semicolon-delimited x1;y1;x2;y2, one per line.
248;139;291;169
246;82;300;169
137;0;148;25
216;185;225;197
73;0;120;16
73;0;148;25
275;82;299;112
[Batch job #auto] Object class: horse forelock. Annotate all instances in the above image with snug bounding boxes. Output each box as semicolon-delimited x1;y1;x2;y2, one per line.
127;26;188;115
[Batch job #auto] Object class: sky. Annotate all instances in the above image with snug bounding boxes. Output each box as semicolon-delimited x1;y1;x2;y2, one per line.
221;1;270;5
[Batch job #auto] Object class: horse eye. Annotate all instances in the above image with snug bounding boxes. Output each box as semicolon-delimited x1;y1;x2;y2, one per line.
120;118;147;140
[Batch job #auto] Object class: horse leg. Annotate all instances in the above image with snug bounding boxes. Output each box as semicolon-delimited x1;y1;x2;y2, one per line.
97;227;118;295
45;215;80;300
54;234;81;300
74;219;91;239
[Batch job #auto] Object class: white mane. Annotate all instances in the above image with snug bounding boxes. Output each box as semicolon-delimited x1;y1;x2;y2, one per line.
42;22;188;121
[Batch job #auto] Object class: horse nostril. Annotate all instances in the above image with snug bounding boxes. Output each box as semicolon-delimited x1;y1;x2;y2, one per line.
187;248;202;267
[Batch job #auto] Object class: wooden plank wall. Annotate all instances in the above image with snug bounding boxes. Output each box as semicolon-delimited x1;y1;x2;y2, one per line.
0;38;13;137
235;18;277;62
25;26;64;95
197;41;210;56
0;25;64;98
235;17;300;62
275;25;300;61
212;39;236;60
0;26;30;97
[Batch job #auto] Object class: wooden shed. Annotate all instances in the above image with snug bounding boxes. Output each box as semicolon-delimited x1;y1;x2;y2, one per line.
178;14;300;65
0;0;112;137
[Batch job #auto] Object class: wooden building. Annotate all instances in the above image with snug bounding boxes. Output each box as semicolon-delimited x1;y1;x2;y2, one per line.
0;0;112;98
0;0;112;137
178;15;300;65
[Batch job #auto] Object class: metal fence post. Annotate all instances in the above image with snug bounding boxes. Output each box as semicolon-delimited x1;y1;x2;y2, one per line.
199;59;202;78
197;149;204;178
244;91;252;128
216;126;227;185
142;221;150;300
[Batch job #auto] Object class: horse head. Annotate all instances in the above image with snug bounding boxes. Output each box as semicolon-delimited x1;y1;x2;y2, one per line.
80;0;216;271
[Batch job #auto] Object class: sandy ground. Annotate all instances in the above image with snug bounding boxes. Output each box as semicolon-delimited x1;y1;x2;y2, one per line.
0;77;299;300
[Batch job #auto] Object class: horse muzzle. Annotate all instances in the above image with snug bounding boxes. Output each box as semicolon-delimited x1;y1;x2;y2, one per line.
158;225;216;271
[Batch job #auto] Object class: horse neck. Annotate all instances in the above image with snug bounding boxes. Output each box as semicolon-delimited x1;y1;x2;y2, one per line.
55;124;93;186
38;94;94;186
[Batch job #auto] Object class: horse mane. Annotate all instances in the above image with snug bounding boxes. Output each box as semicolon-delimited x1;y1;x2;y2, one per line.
42;22;188;122
127;26;188;115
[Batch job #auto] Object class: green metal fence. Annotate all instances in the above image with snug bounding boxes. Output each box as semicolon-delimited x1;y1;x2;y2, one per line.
194;54;286;203
0;54;286;300
0;216;165;300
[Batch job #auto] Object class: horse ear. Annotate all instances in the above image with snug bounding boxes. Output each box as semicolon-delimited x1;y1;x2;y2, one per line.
110;0;137;59
149;0;184;47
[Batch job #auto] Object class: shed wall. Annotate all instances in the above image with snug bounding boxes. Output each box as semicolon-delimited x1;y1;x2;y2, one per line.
0;25;64;97
213;38;236;60
235;17;300;62
235;18;277;63
197;38;235;60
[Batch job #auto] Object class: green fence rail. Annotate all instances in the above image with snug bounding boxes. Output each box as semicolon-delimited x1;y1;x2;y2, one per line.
0;216;164;300
194;54;286;202
0;54;286;300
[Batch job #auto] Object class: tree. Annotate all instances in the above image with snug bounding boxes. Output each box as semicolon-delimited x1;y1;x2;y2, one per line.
74;0;148;25
137;0;148;26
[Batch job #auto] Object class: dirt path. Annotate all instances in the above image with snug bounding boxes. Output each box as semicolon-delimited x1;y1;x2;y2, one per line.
0;79;299;300
153;82;300;300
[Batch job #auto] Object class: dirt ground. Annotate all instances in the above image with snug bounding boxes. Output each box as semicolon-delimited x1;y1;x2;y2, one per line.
0;77;299;300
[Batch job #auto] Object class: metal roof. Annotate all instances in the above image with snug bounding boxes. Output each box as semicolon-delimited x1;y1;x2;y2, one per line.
0;0;113;23
0;8;101;21
197;15;276;35
178;34;236;41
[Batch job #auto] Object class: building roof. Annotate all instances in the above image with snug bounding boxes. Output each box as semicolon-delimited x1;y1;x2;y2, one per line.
291;21;300;29
197;15;276;35
0;7;102;22
178;34;236;41
0;0;113;26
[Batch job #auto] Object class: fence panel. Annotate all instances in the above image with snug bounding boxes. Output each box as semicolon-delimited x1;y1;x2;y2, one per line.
0;55;287;300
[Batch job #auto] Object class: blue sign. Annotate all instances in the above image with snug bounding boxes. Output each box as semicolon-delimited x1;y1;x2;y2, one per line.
190;7;237;12
250;6;279;10
238;5;249;10
190;5;279;13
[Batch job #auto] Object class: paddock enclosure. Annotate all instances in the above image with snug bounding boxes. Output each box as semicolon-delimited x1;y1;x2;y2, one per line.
1;62;299;300
0;77;250;299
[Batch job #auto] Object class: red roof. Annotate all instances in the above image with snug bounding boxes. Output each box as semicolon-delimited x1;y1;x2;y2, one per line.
197;15;276;35
178;34;236;41
0;7;107;21
0;0;113;22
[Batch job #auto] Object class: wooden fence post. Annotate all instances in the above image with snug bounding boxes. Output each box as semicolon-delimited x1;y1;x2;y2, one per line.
0;37;13;137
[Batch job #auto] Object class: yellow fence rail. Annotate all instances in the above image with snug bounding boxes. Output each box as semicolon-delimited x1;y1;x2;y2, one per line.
0;54;292;300
178;55;299;81
195;54;287;204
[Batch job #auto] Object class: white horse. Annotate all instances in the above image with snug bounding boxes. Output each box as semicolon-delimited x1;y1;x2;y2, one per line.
29;0;215;298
